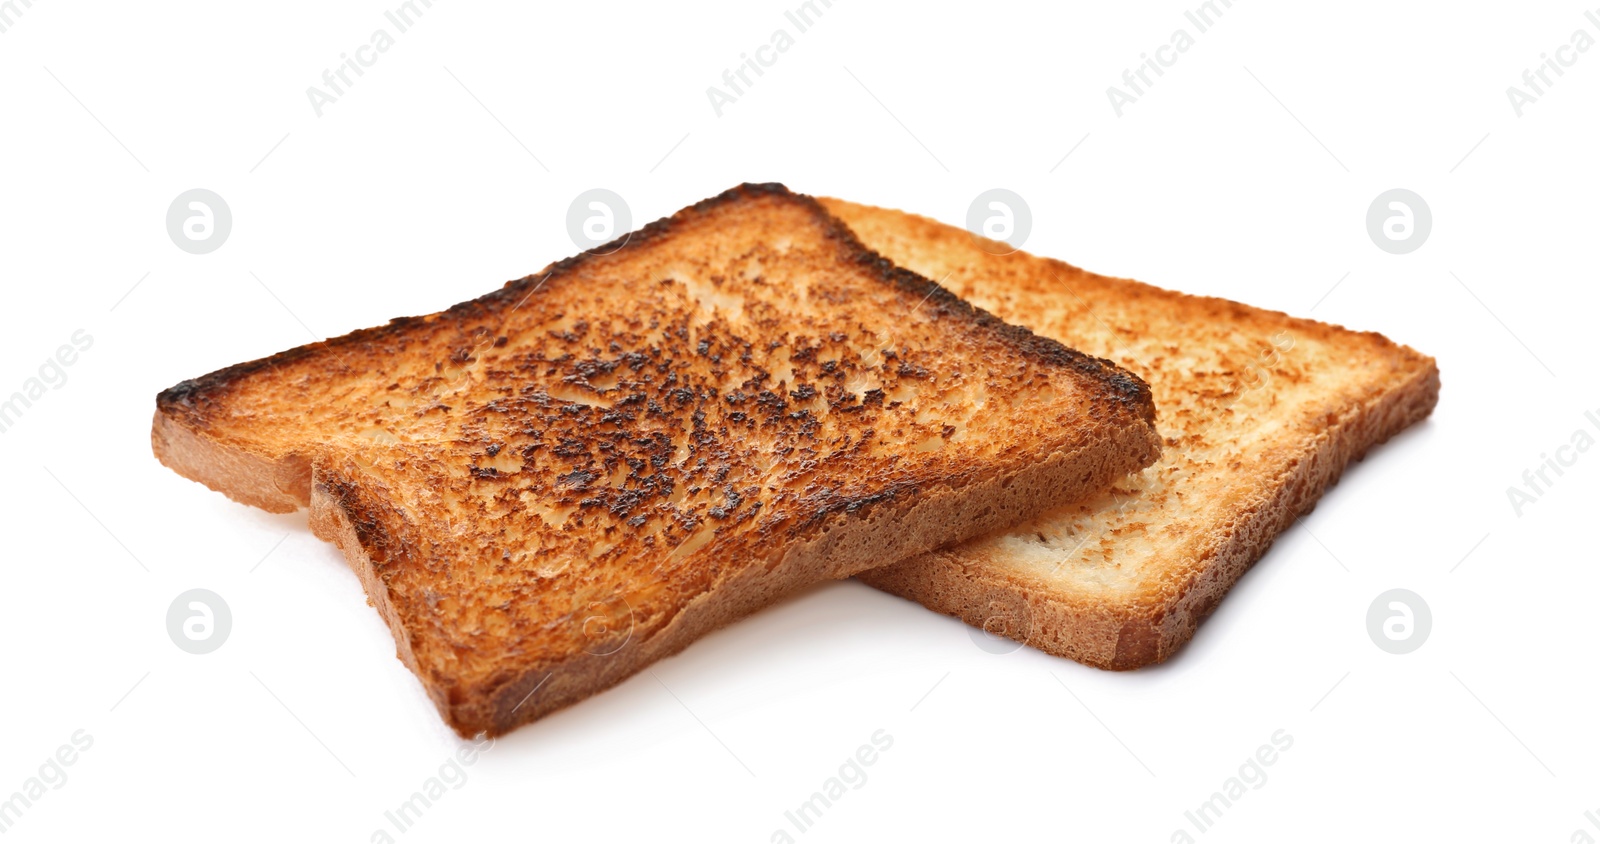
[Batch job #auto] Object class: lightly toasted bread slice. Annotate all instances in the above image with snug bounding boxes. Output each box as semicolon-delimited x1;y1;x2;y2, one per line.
821;197;1439;670
152;184;1162;736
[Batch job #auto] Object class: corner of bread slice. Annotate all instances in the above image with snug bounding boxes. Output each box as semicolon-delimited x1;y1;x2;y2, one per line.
303;469;489;737
1122;343;1438;670
860;339;1439;670
304;465;589;739
151;382;313;514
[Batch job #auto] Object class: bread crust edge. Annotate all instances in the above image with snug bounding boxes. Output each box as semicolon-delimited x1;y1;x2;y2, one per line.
161;409;1158;737
858;356;1440;670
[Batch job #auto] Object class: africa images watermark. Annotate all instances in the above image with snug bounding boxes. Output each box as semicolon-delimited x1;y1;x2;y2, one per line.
1504;406;1599;517
0;330;94;436
1569;804;1600;843
1168;729;1294;842
706;0;835;117
1106;0;1240;116
368;734;496;843
1216;330;1294;414
768;729;893;843
0;729;94;834
0;0;41;35
305;0;441;117
1505;8;1599;117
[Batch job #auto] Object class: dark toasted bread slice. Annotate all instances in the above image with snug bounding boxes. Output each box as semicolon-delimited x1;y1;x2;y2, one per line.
821;197;1439;669
152;184;1162;736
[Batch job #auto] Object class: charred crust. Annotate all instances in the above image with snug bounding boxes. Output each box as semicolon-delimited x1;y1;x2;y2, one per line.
153;182;1153;431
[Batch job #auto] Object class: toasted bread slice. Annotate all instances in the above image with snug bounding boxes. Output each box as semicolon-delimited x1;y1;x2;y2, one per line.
152;184;1161;735
821;198;1439;669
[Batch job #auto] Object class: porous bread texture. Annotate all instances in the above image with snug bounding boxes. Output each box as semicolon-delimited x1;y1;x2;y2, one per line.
152;184;1162;735
821;197;1440;670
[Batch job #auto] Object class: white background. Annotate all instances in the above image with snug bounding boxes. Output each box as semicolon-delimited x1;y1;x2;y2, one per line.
2;1;1597;841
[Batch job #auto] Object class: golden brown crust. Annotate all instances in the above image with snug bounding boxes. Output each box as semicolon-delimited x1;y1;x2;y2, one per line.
824;197;1440;670
151;184;1161;736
